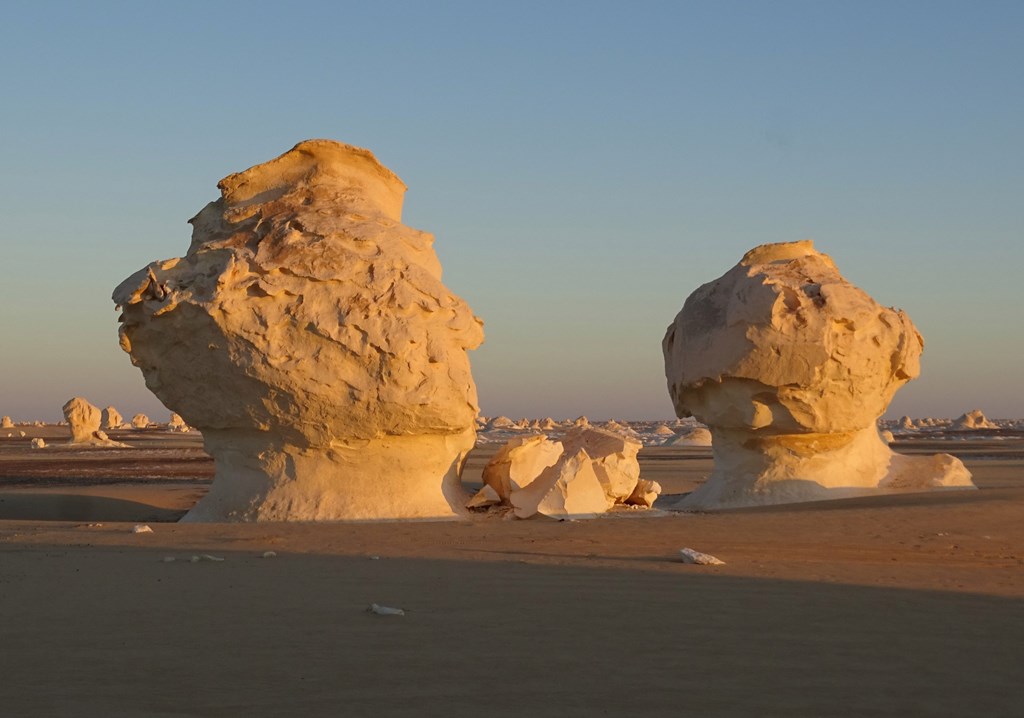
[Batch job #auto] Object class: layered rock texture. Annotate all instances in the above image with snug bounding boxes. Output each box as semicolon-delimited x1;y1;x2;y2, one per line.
114;140;484;521
663;240;973;509
473;427;658;518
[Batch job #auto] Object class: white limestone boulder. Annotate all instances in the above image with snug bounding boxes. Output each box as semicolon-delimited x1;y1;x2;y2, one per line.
510;450;610;519
662;240;973;510
130;414;151;429
561;426;642;504
482;427;655;518
113;140;483;521
482;434;564;501
0;416;13;429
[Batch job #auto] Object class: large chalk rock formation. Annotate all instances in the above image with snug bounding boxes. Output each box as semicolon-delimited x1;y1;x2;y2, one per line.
114;140;484;521
663;240;973;509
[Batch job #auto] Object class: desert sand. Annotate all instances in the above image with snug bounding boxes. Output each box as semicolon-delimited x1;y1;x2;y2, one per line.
1;425;1022;716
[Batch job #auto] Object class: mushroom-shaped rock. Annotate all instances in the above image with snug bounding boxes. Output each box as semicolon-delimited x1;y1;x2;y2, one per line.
113;140;484;521
662;240;973;509
101;406;123;430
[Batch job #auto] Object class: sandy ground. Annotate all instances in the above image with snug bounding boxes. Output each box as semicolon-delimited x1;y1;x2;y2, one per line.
1;428;1023;716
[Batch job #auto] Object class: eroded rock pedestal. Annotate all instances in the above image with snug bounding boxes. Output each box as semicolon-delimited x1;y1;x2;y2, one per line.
662;240;973;509
114;140;483;521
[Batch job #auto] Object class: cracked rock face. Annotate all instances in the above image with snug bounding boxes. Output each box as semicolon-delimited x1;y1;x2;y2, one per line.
113;140;484;521
663;240;973;509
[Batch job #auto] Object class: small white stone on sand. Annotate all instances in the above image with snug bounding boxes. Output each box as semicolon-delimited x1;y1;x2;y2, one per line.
190;554;225;562
161;556;176;563
132;524;153;534
368;603;405;616
679;548;725;565
261;551;277;559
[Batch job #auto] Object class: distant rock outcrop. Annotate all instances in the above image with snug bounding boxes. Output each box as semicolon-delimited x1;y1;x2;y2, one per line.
951;409;997;430
130;414;150;430
63;397;127;447
114;140;483;521
101;406;123;430
0;416;13;429
662;240;973;509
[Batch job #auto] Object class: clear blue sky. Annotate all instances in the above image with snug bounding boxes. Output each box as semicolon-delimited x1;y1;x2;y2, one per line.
1;1;1021;421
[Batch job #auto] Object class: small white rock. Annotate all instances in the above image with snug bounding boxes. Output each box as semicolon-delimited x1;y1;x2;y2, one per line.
368;603;405;616
132;524;154;534
190;554;225;562
261;551;277;559
679;547;725;565
161;556;176;563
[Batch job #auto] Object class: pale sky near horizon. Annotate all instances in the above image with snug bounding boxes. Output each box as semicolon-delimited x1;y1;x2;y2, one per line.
1;1;1021;422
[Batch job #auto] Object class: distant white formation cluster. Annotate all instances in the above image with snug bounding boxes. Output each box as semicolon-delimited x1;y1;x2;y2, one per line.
663;240;974;509
114;140;483;521
469;426;660;518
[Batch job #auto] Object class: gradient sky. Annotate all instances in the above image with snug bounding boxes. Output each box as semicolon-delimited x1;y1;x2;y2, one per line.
1;1;1021;421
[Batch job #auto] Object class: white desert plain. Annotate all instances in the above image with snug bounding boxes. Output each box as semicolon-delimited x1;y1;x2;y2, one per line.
1;140;1022;717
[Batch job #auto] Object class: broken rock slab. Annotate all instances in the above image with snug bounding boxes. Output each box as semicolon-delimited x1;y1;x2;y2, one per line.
510;450;609;519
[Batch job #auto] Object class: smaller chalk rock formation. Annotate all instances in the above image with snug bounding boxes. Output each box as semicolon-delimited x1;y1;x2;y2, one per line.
130;414;151;430
663;240;973;509
31;438;46;449
654;425;676;437
114;140;483;521
168;413;189;432
666;427;713;447
485;416;516;431
63;397;127;447
951;409;997;430
0;416;13;429
101;406;123;430
472;427;658;518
